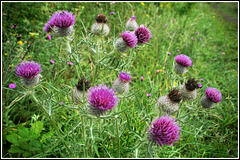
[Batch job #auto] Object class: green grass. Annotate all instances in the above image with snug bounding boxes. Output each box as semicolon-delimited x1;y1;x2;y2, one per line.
2;2;238;158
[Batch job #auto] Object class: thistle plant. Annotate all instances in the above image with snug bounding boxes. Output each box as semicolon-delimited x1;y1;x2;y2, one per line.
15;60;42;88
148;116;181;146
43;10;75;53
201;87;222;108
179;78;199;101
86;84;119;117
43;10;75;37
115;31;138;52
174;54;192;74
112;71;131;94
134;24;152;44
91;14;110;36
73;78;91;104
156;89;182;114
126;16;139;31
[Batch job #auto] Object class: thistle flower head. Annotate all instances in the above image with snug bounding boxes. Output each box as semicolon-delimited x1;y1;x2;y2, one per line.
15;61;41;79
168;89;182;103
87;84;119;110
205;87;222;103
50;10;75;28
134;25;152;44
126;16;138;31
96;14;108;23
121;31;138;48
76;78;91;91
148;116;181;146
119;71;131;82
44;10;75;33
185;78;198;91
175;54;192;67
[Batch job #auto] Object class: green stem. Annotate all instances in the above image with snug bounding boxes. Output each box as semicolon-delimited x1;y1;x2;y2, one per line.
148;142;153;158
115;118;120;158
90;118;94;156
6;94;26;110
81;116;87;157
66;38;71;53
93;38;101;85
31;94;73;155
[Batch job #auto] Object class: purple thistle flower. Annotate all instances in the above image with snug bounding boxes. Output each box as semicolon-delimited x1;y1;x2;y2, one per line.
196;32;199;34
15;61;41;79
168;52;171;55
131;15;136;20
119;71;131;82
200;78;204;81
110;12;114;15
147;93;151;97
141;77;144;80
164;24;167;27
121;31;138;48
214;50;216;52
134;25;152;44
50;59;55;64
50;10;75;28
60;102;64;104
205;87;222;103
156;70;160;73
175;54;192;67
9;83;16;89
148;116;181;146
199;38;202;40
177;49;180;52
192;38;194;41
87;84;119;116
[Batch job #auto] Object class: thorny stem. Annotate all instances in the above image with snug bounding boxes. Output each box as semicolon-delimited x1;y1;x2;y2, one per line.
31;94;73;155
